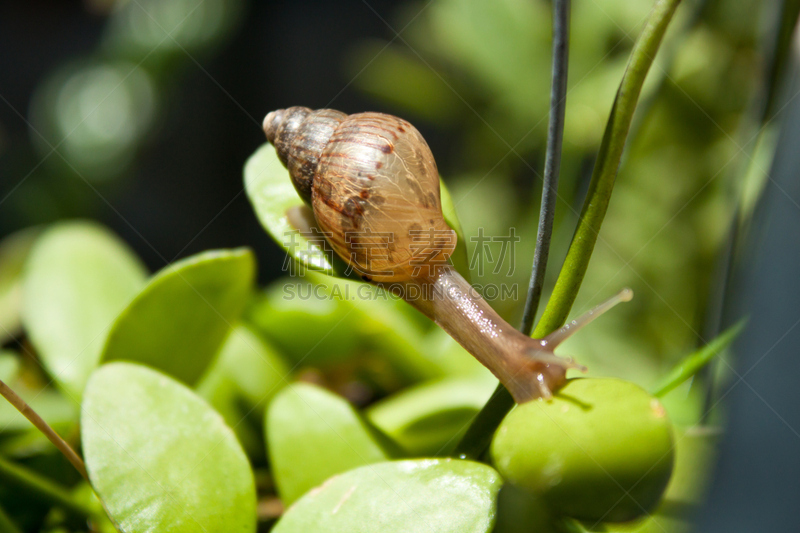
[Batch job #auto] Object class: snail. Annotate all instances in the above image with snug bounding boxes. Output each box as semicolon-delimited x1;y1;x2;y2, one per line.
263;106;631;403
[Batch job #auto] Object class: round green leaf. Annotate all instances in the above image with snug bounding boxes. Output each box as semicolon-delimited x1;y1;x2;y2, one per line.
197;325;289;456
367;376;497;456
249;272;449;382
246;279;363;367
200;324;289;409
273;459;502;533
266;383;392;506
302;271;454;382
245;144;338;275
82;362;256;533
244;143;469;279
0;228;40;345
22;221;147;400
101;248;255;385
0;351;20;383
439;178;471;280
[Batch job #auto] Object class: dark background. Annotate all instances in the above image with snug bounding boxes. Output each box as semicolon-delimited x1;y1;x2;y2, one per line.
2;1;799;532
0;0;419;282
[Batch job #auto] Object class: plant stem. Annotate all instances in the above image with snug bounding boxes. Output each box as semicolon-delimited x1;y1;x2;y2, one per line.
652;320;745;397
456;0;573;459
0;379;88;481
455;0;683;460
0;455;95;520
536;0;682;333
520;0;571;335
454;387;513;459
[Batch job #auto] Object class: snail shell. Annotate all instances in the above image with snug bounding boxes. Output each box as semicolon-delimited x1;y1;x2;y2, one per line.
264;106;455;283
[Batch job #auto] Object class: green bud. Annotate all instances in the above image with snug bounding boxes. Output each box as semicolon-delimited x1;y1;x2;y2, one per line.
490;378;674;522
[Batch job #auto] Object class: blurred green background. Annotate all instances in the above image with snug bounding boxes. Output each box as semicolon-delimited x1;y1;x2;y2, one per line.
0;0;773;383
1;0;799;531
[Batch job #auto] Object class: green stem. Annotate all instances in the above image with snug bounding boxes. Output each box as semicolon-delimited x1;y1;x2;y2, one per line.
653;320;745;397
536;0;682;333
0;455;95;520
455;0;683;460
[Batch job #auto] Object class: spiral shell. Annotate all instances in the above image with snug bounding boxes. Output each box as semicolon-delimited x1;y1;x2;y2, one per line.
264;106;455;283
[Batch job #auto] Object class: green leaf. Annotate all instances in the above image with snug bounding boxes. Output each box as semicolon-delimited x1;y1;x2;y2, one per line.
0;351;20;383
266;382;392;506
304;271;464;382
82;362;256;533
101;248;255;385
0;228;40;345
245;278;363;367
244;143;470;279
367;376;497;455
196;324;289;456
200;324;289;410
245;143;339;275
22;221;147;400
304;273;431;378
439;177;471;281
272;459;502;533
250;272;458;382
652;320;745;397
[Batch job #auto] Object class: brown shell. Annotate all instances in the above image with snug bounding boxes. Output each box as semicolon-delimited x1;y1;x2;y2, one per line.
264;108;455;282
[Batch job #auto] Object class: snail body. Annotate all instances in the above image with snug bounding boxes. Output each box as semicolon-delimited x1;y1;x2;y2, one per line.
264;107;630;403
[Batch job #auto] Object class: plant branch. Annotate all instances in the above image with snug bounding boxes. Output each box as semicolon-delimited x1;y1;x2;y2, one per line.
455;0;683;460
520;0;571;335
0;379;88;481
0;455;95;520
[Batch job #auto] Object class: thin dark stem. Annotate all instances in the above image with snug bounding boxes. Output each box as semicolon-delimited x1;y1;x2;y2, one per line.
520;0;571;335
454;386;513;459
456;0;572;460
0;380;88;481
